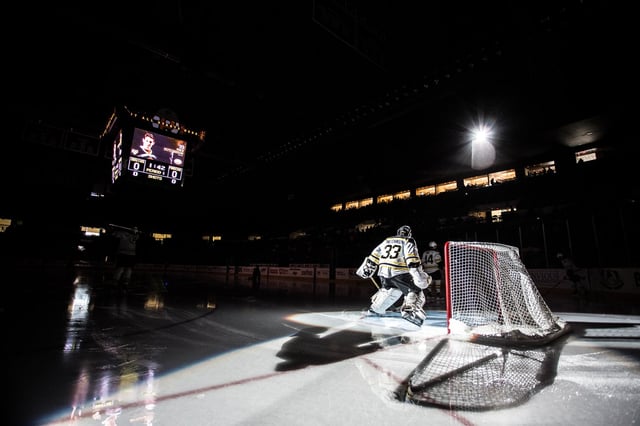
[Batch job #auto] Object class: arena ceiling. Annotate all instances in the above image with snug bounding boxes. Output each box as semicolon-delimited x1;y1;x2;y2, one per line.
6;1;633;231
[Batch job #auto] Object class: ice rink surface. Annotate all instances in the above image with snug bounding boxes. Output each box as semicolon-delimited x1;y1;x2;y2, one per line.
4;269;639;426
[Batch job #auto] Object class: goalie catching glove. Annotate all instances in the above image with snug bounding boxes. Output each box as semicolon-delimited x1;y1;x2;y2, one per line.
409;266;432;289
356;257;378;279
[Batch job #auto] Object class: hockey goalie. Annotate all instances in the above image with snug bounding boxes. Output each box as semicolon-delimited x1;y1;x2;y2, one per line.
356;225;432;326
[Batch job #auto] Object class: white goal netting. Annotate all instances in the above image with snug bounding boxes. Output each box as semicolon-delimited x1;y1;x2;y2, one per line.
404;337;565;409
444;241;570;346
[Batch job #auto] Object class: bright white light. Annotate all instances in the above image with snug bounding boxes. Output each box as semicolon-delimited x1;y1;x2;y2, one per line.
471;126;491;145
470;124;496;170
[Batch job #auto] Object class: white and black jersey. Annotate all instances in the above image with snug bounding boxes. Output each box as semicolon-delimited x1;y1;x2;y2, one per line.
366;236;422;278
421;248;442;274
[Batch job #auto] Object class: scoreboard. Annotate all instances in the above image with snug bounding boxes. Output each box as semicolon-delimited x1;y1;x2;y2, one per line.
128;156;184;183
106;107;204;189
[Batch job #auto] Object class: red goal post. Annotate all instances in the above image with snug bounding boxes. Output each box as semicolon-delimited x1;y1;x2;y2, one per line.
444;241;571;346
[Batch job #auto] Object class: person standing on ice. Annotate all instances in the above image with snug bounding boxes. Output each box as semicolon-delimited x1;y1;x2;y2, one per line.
109;225;141;292
421;240;443;298
356;225;432;326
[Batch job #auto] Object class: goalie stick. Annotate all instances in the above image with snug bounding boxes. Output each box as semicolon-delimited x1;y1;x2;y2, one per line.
108;224;141;233
369;276;380;289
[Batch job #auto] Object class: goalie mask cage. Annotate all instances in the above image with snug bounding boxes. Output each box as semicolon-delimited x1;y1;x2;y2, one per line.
444;241;571;346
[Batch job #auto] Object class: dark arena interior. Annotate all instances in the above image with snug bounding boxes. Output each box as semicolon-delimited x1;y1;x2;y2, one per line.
3;2;639;425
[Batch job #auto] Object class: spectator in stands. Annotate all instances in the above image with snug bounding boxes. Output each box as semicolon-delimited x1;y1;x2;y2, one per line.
355;225;432;326
421;241;443;298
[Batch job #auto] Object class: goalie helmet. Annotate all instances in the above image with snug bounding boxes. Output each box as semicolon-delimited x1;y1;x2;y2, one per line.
397;225;412;238
428;241;437;249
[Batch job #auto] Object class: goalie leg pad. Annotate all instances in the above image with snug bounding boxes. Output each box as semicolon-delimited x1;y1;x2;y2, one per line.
370;288;403;314
401;291;426;310
401;291;427;326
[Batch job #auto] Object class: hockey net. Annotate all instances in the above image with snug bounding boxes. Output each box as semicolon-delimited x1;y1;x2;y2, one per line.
403;337;566;409
444;241;570;346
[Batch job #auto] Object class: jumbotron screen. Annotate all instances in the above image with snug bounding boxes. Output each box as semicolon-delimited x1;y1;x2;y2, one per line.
111;127;187;187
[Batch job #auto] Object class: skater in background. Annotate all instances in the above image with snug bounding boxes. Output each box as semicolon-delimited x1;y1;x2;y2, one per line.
251;265;261;291
421;240;443;298
557;252;587;296
109;225;141;291
356;225;432;326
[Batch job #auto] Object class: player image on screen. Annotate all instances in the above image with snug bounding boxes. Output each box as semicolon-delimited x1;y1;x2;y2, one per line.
129;128;186;165
131;130;158;160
